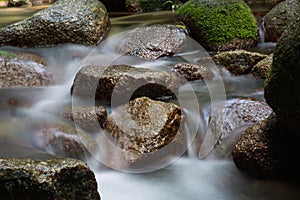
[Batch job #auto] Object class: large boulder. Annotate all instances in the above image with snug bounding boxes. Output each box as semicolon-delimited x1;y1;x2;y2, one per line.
212;50;268;75
0;50;54;87
176;0;258;51
0;0;110;47
264;19;300;138
0;158;100;199
72;65;179;104
232;113;300;177
104;97;184;166
7;0;32;7
118;24;187;60
264;0;300;42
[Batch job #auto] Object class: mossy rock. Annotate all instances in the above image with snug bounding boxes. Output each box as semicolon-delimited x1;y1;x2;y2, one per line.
264;19;300;138
176;0;258;51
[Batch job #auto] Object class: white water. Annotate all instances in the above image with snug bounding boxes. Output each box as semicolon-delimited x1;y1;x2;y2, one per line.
0;29;299;200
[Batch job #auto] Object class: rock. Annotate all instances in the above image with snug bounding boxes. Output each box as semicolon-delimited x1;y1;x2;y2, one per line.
126;0;182;12
0;51;54;87
0;0;110;47
264;19;300;138
7;0;32;7
0;158;100;199
207;98;272;158
60;106;107;133
176;0;258;51
251;54;273;79
34;121;98;159
72;65;179;104
102;0;126;11
104;97;183;165
118;24;187;60
232;113;300;177
12;51;47;65
213;50;268;75
264;0;300;42
170;63;213;81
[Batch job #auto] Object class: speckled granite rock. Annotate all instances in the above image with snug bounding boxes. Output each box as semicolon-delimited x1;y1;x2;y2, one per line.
232;112;300;177
0;158;100;199
105;97;183;165
0;0;110;47
0;51;54;87
251;54;273;79
118;24;187;60
170;63;213;82
213;50;268;75
72;65;179;104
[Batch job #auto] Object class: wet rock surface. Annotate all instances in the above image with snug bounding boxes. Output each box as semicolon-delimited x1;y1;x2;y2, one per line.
0;0;110;47
0;158;100;199
208;98;272;157
60;105;107;133
104;97;183;165
0;51;54;87
118;24;187;60
264;19;300;138
170;63;213;82
72;65;179;104
251;54;273;79
34;121;98;159
264;0;300;42
213;50;268;75
232;113;300;177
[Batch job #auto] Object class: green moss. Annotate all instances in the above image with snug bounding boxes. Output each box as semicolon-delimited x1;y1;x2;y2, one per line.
176;0;257;44
0;50;16;58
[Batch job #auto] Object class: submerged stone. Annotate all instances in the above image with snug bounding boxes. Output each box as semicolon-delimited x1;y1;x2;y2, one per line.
0;0;110;47
104;97;183;165
118;24;187;60
0;158;100;199
213;50;268;75
34;121;97;159
72;65;179;104
0;51;54;87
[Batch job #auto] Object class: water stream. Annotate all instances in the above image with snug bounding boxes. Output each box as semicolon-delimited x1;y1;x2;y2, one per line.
0;6;300;200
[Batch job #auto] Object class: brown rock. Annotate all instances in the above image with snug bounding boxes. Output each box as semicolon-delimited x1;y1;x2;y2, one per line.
170;63;213;82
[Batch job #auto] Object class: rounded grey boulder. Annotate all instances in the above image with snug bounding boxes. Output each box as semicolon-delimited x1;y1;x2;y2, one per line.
0;0;110;47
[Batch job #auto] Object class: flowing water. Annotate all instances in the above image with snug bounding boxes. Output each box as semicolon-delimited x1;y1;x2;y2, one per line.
0;6;300;200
